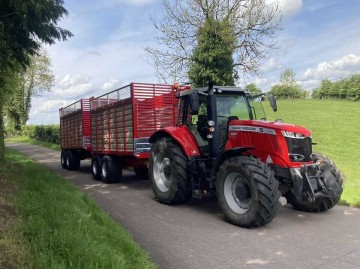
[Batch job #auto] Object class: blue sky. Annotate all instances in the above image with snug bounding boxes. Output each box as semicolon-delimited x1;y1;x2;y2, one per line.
29;0;360;124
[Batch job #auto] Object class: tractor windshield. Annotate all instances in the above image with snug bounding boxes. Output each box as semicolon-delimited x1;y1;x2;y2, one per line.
216;95;251;120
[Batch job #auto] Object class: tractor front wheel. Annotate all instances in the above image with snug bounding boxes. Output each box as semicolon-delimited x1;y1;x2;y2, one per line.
149;138;191;204
285;153;343;212
216;156;281;228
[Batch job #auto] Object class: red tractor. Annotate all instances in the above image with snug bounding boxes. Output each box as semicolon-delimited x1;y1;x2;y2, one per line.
148;83;343;227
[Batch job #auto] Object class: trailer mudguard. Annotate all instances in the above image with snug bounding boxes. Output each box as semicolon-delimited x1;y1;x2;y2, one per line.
149;125;201;157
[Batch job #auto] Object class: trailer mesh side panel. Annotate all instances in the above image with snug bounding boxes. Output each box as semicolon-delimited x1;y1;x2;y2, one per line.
89;82;186;157
59;99;91;150
132;83;180;139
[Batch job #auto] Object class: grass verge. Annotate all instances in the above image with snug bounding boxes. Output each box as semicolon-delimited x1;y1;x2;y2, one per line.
264;99;360;207
5;136;61;151
1;148;156;269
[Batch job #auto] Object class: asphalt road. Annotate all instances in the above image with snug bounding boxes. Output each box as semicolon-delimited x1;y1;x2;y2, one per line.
6;143;360;269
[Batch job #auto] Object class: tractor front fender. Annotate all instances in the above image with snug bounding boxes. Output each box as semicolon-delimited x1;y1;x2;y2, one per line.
209;147;254;189
149;126;201;157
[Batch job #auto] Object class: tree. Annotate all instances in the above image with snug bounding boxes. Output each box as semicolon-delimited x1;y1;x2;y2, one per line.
270;68;303;99
246;83;262;95
146;0;281;83
0;0;72;160
280;68;297;87
5;49;54;133
188;18;236;87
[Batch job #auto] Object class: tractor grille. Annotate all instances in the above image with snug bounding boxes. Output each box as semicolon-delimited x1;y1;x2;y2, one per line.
285;137;312;162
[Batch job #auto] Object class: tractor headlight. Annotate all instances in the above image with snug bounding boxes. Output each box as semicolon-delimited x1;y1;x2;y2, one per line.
281;130;305;139
208;120;215;127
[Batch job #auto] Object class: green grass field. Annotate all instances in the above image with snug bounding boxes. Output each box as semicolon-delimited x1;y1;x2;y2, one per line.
6;136;61;151
263;99;360;207
1;149;156;269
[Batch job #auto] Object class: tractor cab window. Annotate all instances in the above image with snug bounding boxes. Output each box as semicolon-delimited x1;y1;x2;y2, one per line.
216;95;251;120
249;96;266;120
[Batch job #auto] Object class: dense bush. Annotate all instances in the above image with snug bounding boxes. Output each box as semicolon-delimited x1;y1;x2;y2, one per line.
7;124;60;144
312;74;360;101
32;125;60;144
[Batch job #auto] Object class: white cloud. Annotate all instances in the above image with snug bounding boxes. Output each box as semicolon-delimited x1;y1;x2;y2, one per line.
102;79;123;92
52;74;93;99
266;0;303;17
302;54;360;81
261;58;281;72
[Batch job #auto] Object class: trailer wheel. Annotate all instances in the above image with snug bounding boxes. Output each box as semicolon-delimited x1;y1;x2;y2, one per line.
149;138;191;204
216;156;281;228
134;166;149;179
101;155;122;183
61;150;67;169
91;155;102;181
285;153;343;212
66;150;80;170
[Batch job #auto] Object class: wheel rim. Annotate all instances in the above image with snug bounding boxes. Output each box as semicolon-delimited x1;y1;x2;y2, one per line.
224;172;252;214
92;160;98;175
153;154;172;192
101;162;107;178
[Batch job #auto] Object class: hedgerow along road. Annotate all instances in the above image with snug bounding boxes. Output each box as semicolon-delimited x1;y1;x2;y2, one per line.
7;143;360;269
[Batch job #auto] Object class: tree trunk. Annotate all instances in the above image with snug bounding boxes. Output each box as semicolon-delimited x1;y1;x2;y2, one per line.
0;88;5;161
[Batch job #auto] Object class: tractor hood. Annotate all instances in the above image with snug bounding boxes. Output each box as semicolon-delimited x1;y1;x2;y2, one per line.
229;120;312;137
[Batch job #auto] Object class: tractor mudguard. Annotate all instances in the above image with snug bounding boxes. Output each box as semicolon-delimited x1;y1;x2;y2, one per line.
209;147;254;189
149;126;201;157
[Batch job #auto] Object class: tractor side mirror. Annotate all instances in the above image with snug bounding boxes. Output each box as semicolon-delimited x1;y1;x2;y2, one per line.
268;95;277;112
189;92;200;114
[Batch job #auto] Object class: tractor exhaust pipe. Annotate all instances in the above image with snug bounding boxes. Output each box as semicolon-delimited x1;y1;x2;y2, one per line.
207;82;219;161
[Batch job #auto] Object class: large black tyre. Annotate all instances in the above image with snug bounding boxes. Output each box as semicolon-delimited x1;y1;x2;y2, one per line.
149;138;191;204
61;150;67;169
216;156;281;228
285;153;343;212
134;166;149;179
101;155;122;184
91;155;102;181
66;150;80;170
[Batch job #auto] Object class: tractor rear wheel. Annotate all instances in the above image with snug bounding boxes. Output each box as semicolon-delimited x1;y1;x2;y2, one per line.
285;153;343;212
216;156;281;228
149;138;191;204
101;155;122;183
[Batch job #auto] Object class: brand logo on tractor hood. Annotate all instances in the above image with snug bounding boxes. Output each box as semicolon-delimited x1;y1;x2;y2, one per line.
229;125;277;135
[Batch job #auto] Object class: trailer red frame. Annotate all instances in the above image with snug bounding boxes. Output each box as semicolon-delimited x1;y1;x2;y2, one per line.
59;99;92;170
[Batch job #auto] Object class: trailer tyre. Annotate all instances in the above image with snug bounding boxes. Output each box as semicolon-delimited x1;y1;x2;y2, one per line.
134;166;149;179
285;153;343;212
216;156;281;228
101;155;122;184
149;138;191;204
66;150;80;170
91;155;102;181
61;150;67;169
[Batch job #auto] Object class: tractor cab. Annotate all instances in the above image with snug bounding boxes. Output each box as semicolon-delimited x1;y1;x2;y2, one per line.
177;85;276;155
